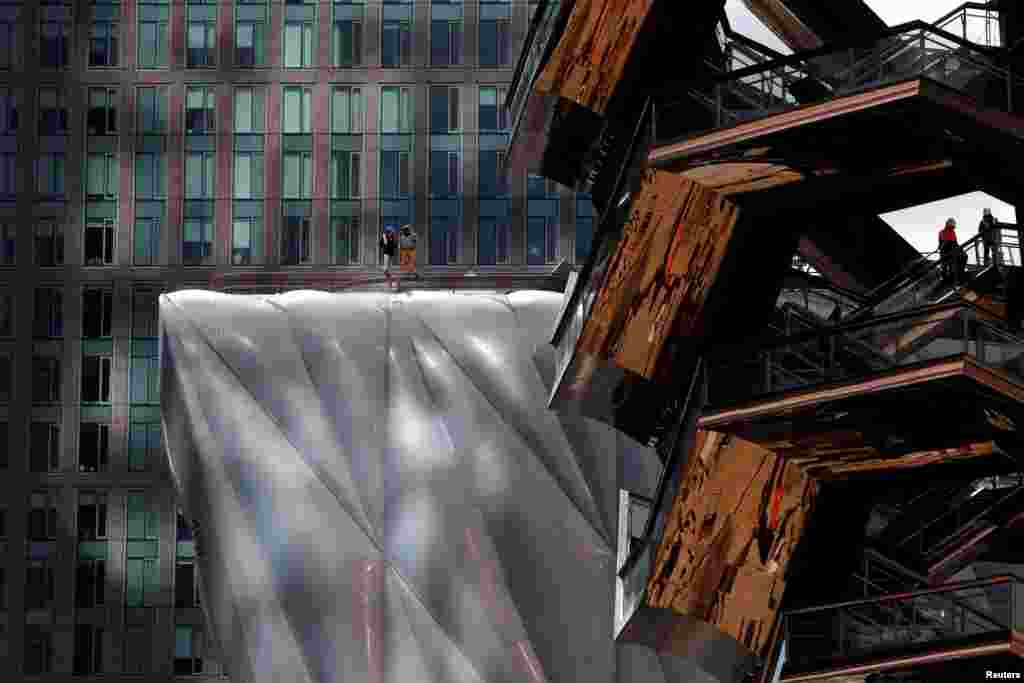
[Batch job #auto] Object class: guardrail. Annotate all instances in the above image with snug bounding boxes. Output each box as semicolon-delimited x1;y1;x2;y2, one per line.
780;575;1021;679
707;300;1023;409
665;17;1023;140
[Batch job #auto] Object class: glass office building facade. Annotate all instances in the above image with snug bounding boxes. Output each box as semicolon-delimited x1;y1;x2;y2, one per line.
0;0;595;677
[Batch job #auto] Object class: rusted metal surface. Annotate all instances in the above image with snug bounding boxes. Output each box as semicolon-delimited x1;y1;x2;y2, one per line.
533;0;656;115
576;170;741;380
646;431;816;658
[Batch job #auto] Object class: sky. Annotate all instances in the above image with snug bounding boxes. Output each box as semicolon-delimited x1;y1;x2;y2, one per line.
723;0;1016;254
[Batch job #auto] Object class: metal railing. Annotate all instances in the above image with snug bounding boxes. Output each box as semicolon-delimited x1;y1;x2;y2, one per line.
675;18;1023;139
934;2;1003;49
891;474;1024;564
780;575;1021;678
707;301;1024;408
848;224;1018;320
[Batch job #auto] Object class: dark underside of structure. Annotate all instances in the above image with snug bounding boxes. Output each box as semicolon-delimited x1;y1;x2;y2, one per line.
507;1;1024;682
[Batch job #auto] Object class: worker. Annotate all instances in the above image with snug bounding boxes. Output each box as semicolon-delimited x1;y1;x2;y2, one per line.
380;228;397;273
980;207;1001;267
938;218;962;284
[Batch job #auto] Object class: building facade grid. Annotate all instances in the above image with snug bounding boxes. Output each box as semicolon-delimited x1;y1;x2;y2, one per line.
0;0;596;678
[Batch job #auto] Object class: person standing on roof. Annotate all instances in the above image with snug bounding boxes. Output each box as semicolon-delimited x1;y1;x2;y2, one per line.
980;207;1001;267
380;227;397;274
938;218;961;284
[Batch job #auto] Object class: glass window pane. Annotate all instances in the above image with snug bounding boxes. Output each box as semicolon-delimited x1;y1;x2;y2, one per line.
235;89;252;131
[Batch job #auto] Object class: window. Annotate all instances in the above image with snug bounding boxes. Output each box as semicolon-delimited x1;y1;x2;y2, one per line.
84;221;115;266
130;341;160;403
36;154;66;198
125;494;159;607
234;152;264;199
528;216;559;264
187;12;216;68
89;19;119;67
479;216;511;265
0;354;9;403
174;625;204;675
183;219;214;266
430;10;463;66
576;194;595;263
235;17;265;67
132;289;159;338
185;86;216;133
527;173;557;197
136;87;166;133
0;153;14;197
0;566;6;610
284;20;314;68
380;86;411;133
0;87;18;133
134;218;161;266
82;355;112;403
38;88;68;135
232;218;262;265
479;86;509;131
87;87;118;135
333;7;362;66
332;86;363;133
283;152;313;198
30;422;60;470
34;223;64;266
24;625;54;674
282;86;312;133
185;152;215;198
0;292;10;336
380;151;411;197
430;85;459;132
77;492;108;540
381;17;411;67
31;356;60;402
330;216;360;264
128;420;160;471
175;561;200;608
123;627;151;675
331;152;361;198
430;150;461;197
430;214;460;265
33;287;63;338
233;87;265;132
479;4;511;67
40;18;69;69
0;224;10;262
135;153;165;198
29;491;59;541
281;216;312;264
138;6;169;69
86;154;119;199
79;424;110;473
73;624;104;675
479;150;508;196
0;18;16;70
82;260;112;308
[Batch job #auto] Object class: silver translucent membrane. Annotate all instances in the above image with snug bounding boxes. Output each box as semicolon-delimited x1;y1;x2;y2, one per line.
160;289;709;683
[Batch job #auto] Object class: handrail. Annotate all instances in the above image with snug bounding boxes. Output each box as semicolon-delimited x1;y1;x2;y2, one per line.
860;548;1007;631
784;574;1021;617
507;0;552;110
550;98;653;348
848;231;990;318
617;357;705;579
709;299;1009;361
707;20;1009;88
932;2;997;30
